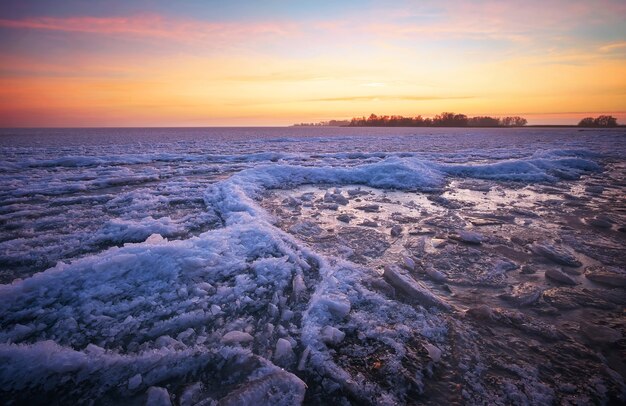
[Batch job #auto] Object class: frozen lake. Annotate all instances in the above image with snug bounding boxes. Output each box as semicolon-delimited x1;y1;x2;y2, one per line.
1;127;625;404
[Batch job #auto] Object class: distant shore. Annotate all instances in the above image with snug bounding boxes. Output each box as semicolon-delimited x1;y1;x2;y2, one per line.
292;124;626;128
294;113;621;128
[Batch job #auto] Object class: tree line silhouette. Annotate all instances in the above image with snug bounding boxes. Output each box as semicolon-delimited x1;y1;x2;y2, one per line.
577;115;618;127
348;112;528;127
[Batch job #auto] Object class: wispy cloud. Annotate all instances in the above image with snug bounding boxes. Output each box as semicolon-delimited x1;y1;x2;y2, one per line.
599;42;626;53
0;15;295;42
225;72;334;82
306;95;475;102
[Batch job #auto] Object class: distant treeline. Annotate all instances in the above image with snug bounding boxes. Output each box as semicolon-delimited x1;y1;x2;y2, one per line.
578;115;618;127
348;112;527;127
293;113;620;128
293;120;351;127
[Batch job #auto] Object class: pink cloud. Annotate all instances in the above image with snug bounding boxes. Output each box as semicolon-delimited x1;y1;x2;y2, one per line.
0;15;296;43
308;0;625;46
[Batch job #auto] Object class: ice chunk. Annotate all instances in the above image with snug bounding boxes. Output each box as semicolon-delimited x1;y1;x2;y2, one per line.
273;338;295;366
532;243;582;267
452;230;483;245
221;331;254;345
315;294;351;318
218;371;306;406
210;304;222;315
359;220;379;227
424;343;442;362
390;225;403;237
324;190;349;205
128;373;142;390
336;214;352;223
355;204;380;212
144;233;166;245
179;383;203;406
498;283;543;307
544;268;578;285
431;238;446;248
402;255;416;271
281;309;294;321
292;274;307;302
585;267;626;287
320;326;345;345
370;278;396;298
579;322;622;344
297;346;311;371
289;221;323;237
145;386;172;406
424;266;447;283
542;287;616;310
383;265;450;310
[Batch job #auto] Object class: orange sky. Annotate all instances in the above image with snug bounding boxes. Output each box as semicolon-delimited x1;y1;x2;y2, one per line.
0;1;625;126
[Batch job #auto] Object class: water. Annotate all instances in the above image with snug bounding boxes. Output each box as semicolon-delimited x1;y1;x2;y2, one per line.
0;127;625;405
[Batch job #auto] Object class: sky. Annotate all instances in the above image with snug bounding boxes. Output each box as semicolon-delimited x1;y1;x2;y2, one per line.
0;0;625;126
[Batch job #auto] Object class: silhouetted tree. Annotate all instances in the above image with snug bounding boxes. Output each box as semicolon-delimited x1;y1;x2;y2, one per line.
594;115;617;127
515;117;528;126
577;115;618;127
433;112;458;126
468;116;501;127
500;116;527;127
578;117;595;127
346;112;528;127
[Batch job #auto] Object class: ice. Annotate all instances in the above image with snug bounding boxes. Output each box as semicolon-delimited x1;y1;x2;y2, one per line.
579;322;623;344
383;265;451;310
179;383;203;406
313;294;351;319
531;243;582;267
336;213;352;223
320;325;345;345
273;338;295;366
454;230;484;244
545;268;579;285
1;128;625;404
440;152;600;182
498;283;543;307
423;265;448;283
146;386;172;406
585;266;626;287
218;371;306;406
128;373;143;390
542;287;620;310
423;343;442;363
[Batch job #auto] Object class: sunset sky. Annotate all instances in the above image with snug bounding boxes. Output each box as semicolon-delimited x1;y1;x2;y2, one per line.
0;0;625;126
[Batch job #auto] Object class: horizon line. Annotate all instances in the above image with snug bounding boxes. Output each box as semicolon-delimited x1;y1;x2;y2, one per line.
2;124;625;130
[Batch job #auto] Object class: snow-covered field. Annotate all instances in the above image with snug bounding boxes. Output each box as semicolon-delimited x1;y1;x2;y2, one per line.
0;127;625;405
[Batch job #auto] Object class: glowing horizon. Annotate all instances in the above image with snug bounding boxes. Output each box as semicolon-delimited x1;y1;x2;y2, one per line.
1;0;625;127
